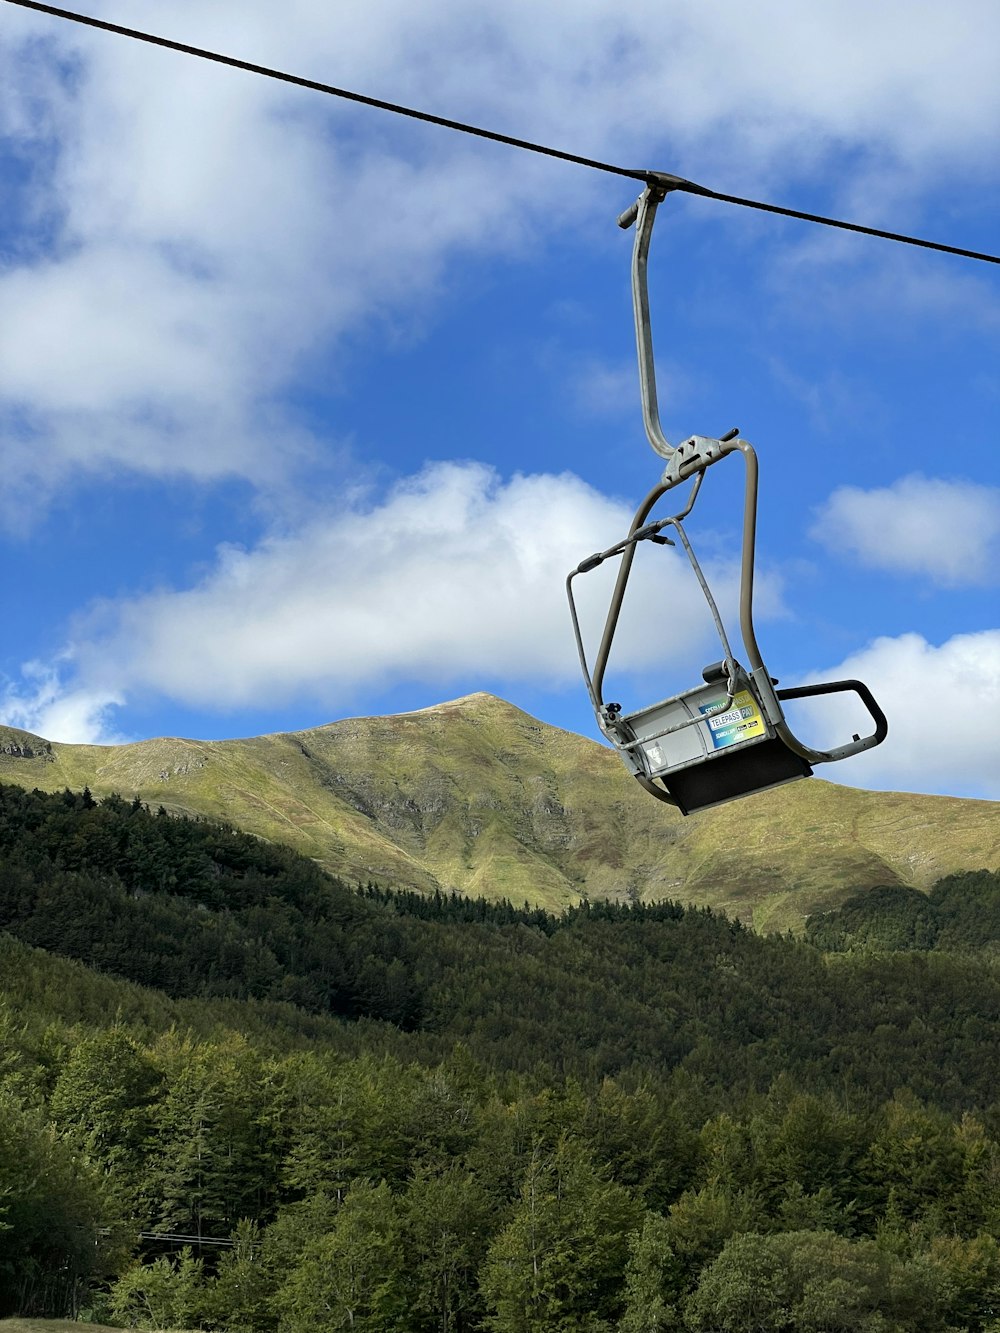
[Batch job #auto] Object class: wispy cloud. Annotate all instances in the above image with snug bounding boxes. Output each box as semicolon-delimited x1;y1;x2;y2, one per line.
569;360;638;418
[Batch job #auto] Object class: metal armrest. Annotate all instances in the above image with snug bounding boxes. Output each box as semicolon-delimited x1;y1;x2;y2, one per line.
775;678;888;763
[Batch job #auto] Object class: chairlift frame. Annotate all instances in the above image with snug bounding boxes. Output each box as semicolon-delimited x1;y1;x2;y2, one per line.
567;177;887;815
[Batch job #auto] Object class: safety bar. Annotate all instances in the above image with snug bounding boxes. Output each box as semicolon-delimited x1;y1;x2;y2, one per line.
567;506;742;737
774;679;889;763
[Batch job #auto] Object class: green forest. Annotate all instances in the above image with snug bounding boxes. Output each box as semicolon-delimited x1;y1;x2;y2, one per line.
3;781;1000;1330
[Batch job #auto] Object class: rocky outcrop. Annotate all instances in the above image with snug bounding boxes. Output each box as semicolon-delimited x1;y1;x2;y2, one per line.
0;727;53;761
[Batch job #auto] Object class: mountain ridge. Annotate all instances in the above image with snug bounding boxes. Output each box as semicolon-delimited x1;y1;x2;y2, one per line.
0;693;996;929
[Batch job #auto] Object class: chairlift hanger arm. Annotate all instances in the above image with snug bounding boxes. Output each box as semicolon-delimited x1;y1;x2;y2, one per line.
616;173;726;465
620;179;675;460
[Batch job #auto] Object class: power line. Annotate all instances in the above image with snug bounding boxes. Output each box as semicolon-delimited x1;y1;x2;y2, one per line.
6;0;1000;268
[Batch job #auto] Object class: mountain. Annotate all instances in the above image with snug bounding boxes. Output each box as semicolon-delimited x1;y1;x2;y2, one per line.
0;692;996;928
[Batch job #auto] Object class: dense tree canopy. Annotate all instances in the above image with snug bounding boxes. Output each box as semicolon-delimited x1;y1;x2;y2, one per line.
2;781;1000;1328
806;870;1000;954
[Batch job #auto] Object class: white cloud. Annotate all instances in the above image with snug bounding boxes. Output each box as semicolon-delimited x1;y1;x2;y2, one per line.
0;463;784;735
0;10;566;507
786;630;1000;800
2;1;998;510
811;474;1000;586
78;464;742;704
0;659;123;745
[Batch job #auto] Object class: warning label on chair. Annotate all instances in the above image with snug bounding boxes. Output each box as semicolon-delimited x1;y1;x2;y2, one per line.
700;690;767;750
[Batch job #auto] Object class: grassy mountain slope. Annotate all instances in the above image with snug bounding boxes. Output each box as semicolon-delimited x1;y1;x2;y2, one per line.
1;693;996;925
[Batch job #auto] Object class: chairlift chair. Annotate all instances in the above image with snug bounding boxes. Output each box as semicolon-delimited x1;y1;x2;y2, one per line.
566;178;888;815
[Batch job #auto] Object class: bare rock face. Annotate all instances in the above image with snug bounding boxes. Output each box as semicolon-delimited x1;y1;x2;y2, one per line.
0;726;53;761
0;694;996;930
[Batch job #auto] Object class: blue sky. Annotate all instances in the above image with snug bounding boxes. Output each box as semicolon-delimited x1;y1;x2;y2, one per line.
1;0;998;801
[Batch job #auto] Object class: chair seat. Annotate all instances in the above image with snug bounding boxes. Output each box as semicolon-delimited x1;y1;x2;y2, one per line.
659;736;812;815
